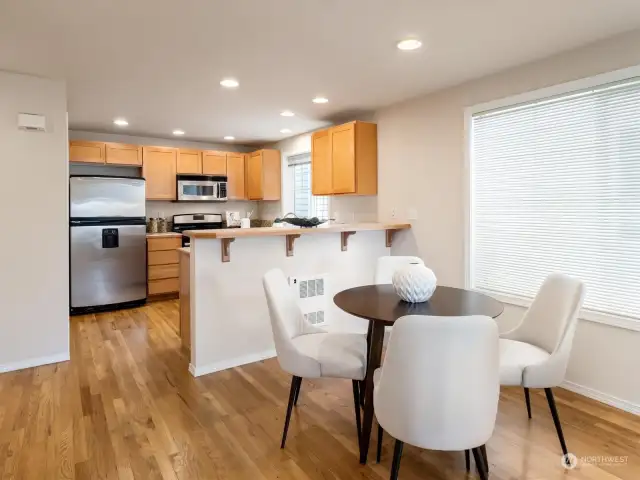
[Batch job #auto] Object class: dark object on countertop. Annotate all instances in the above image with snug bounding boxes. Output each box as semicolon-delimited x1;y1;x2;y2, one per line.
273;213;327;228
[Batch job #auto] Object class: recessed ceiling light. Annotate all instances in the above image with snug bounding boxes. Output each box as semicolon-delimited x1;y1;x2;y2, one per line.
220;78;239;88
280;129;292;134
280;110;295;117
396;39;422;51
172;129;185;136
312;97;329;104
224;136;235;140
113;118;128;126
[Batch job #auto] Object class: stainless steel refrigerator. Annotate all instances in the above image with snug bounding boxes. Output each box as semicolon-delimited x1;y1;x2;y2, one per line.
70;175;147;314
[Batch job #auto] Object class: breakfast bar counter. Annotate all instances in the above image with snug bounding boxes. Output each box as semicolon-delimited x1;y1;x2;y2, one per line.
184;222;411;262
184;222;413;377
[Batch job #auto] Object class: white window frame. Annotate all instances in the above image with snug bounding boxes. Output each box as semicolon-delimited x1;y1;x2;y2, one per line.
284;151;330;219
464;64;640;333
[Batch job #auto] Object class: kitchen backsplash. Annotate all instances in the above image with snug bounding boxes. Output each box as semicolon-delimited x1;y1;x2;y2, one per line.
147;200;258;220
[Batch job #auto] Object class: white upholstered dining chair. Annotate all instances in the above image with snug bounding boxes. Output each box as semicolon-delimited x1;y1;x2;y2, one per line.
263;268;367;448
499;273;585;461
374;315;500;480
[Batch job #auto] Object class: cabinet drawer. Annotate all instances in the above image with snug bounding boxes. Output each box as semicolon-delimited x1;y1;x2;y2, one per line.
148;250;180;265
147;237;181;251
148;264;179;281
148;278;179;295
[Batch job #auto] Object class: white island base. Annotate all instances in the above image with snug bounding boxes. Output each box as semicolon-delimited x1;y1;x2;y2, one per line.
186;224;410;377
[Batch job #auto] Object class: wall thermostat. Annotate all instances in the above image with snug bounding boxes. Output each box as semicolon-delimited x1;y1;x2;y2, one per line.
17;113;47;132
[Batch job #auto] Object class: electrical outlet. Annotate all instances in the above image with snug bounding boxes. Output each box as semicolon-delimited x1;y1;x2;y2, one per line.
289;276;298;286
391;208;397;218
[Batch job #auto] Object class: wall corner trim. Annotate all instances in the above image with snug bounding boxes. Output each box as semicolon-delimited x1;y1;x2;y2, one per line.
0;352;70;374
189;349;276;377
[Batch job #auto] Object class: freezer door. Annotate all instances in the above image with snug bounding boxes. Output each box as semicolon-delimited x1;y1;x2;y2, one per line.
70;224;147;308
70;176;146;218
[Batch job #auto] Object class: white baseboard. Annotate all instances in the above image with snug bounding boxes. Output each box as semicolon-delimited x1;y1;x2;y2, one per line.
561;380;640;416
189;349;276;377
0;352;70;374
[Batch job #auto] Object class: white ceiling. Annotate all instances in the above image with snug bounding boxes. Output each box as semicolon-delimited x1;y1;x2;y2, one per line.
2;0;640;145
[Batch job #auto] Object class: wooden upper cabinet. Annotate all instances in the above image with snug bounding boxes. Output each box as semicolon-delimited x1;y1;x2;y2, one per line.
69;141;105;164
177;149;202;174
331;123;357;194
226;153;246;200
142;147;177;200
246;150;281;201
311;121;377;196
246;151;263;200
105;143;142;166
311;129;332;195
202;151;227;175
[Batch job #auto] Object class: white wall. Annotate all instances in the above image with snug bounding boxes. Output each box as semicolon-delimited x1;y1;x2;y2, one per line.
375;29;640;412
0;71;69;372
190;231;387;376
259;132;378;222
69;130;258;220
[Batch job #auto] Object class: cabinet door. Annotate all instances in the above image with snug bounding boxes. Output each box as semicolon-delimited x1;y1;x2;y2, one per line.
226;153;246;200
105;143;142;166
330;123;357;194
69;141;105;164
247;152;263;200
261;150;281;201
311;129;332;195
177;149;202;174
202;151;227;175
142;147;177;200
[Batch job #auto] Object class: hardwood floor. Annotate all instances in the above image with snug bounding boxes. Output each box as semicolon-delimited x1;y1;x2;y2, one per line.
0;300;638;479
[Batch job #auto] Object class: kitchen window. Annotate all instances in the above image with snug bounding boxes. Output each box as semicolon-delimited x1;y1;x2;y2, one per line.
288;153;329;219
468;73;640;330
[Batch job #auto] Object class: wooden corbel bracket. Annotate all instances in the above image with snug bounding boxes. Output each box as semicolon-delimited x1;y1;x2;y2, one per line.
285;234;301;257
341;231;356;251
221;238;235;262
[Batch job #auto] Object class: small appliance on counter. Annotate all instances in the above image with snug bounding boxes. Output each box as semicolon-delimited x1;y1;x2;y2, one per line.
225;211;241;228
176;174;227;202
69;175;147;314
172;213;224;247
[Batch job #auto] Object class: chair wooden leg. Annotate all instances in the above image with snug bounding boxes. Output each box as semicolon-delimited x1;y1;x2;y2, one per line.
281;375;301;448
464;450;470;471
524;387;532;419
352;380;362;442
294;378;302;405
390;440;404;480
545;388;569;458
471;448;488;480
376;424;383;463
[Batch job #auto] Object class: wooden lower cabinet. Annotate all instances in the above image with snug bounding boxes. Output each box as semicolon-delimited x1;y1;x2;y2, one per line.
147;236;181;296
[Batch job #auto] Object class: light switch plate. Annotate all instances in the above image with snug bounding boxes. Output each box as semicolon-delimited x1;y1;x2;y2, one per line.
408;208;418;220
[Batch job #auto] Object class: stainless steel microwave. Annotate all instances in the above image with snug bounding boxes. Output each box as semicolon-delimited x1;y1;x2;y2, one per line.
176;174;227;202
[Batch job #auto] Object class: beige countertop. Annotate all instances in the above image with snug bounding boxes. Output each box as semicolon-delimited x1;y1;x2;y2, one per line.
146;232;182;238
177;247;190;255
184;222;411;239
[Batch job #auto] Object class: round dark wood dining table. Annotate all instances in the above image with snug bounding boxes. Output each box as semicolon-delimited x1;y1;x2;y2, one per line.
333;284;504;464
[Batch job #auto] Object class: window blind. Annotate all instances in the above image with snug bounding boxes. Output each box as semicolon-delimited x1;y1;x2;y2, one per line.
470;77;640;321
287;153;329;219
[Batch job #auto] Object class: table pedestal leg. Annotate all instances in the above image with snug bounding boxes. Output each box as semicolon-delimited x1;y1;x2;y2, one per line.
359;322;385;464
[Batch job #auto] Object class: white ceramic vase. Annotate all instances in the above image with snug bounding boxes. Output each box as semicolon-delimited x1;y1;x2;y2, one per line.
392;263;437;303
